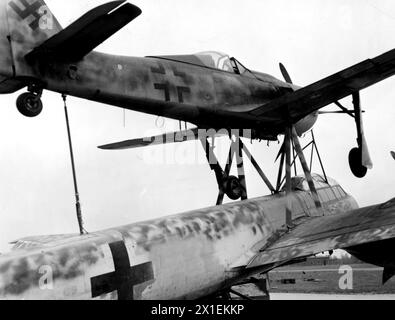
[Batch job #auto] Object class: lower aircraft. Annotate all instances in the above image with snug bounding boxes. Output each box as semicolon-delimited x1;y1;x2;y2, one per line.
1;0;395;300
1;173;395;300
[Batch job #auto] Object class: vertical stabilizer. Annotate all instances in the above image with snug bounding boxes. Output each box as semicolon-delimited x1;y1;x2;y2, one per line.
4;0;62;76
0;0;13;80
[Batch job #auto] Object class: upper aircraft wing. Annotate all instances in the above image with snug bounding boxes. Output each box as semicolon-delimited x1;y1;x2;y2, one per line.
25;1;141;63
248;49;395;127
247;198;395;271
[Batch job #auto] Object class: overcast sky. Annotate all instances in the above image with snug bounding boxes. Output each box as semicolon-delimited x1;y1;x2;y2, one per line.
1;0;395;253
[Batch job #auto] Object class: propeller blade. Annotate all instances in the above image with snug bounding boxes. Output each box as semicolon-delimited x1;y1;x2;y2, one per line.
391;151;395;160
279;63;293;84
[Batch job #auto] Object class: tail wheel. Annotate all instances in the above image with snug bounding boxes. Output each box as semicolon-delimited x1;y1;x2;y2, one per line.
225;176;243;200
16;92;43;117
349;147;367;178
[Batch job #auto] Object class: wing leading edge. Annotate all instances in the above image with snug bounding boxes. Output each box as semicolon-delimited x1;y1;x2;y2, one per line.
248;49;395;127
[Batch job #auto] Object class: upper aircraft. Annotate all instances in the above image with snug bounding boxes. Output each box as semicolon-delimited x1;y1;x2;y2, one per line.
0;0;389;179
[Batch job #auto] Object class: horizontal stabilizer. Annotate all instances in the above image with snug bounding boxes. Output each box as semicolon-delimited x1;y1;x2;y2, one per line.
98;128;229;150
25;1;142;63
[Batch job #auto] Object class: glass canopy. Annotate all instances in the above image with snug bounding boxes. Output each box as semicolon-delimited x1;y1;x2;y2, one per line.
194;51;234;72
152;51;250;75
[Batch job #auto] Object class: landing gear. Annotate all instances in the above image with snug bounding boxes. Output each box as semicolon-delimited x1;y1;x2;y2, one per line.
16;92;43;117
348;92;371;178
225;176;243;201
349;147;367;178
200;131;275;205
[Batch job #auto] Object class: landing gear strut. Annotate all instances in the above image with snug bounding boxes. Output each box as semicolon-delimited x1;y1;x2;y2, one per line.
200;136;247;205
348;92;369;178
16;86;43;118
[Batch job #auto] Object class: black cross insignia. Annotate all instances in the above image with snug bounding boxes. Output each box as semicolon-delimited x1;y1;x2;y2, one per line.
151;62;191;103
9;0;45;30
91;241;154;300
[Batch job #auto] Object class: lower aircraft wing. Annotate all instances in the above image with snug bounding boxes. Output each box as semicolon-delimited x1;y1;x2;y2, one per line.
247;198;395;281
248;49;395;127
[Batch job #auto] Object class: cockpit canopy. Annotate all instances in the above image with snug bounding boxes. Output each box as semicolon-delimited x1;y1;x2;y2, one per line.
152;51;249;75
286;174;340;192
282;174;349;202
194;51;235;72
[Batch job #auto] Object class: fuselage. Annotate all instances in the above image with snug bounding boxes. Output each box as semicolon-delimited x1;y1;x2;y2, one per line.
0;177;358;300
0;48;317;139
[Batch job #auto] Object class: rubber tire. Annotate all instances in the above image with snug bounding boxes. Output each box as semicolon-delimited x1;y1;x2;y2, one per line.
16;92;43;118
226;176;243;201
349;147;368;178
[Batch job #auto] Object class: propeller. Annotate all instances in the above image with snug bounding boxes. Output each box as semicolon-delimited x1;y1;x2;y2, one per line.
279;63;293;84
391;151;395;161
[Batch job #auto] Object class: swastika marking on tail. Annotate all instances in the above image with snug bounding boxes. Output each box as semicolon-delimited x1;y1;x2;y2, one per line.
9;0;46;30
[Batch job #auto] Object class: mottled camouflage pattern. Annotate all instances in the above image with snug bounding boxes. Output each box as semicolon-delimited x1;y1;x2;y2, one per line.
0;181;358;300
0;0;14;91
248;198;395;269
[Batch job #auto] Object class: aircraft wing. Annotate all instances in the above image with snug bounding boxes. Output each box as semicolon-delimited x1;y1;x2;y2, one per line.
247;198;395;269
25;1;141;63
98;128;229;150
248;48;395;126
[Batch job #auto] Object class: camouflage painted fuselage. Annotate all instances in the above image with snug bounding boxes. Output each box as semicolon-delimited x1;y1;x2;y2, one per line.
0;183;357;300
0;0;316;139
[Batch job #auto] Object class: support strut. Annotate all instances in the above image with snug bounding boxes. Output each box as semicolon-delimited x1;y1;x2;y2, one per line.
291;127;322;213
285;127;293;228
239;140;275;193
275;126;324;227
349;91;372;178
235;138;248;201
62;94;86;235
201;131;276;205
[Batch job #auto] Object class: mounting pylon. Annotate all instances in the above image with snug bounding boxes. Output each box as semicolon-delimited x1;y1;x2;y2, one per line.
200;130;275;206
276;126;323;228
62;94;86;235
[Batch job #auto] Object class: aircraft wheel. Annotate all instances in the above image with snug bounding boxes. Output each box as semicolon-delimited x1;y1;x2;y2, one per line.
16;92;43;117
349;147;367;178
225;176;243;200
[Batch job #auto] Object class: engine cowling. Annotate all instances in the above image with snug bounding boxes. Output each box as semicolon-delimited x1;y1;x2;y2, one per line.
294;112;319;136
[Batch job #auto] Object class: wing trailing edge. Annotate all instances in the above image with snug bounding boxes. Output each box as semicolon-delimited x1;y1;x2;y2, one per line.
98;128;230;150
25;1;142;63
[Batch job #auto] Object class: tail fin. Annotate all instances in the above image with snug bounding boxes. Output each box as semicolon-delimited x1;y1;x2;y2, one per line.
5;0;62;75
